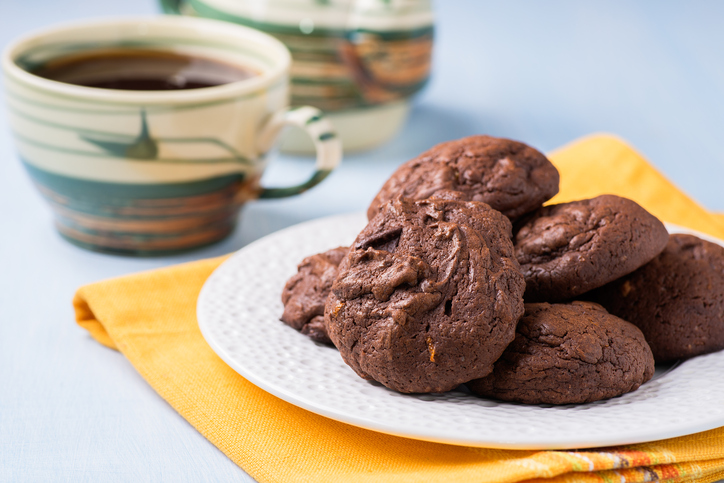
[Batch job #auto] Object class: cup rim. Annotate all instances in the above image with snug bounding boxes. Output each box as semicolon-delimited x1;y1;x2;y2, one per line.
1;15;291;105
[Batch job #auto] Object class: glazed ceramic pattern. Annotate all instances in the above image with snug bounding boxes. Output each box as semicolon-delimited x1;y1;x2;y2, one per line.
163;0;434;111
5;42;284;185
4;18;341;253
197;213;724;449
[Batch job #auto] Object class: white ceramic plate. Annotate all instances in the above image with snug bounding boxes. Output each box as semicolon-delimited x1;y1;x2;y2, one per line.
197;213;724;449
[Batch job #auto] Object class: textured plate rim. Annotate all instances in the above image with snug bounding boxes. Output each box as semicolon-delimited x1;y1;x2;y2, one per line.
197;214;724;449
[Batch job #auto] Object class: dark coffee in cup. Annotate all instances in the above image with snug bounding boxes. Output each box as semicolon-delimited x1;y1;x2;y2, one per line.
31;49;258;90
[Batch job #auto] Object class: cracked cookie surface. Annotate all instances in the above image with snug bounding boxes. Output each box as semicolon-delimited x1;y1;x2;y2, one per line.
514;194;669;302
367;135;559;222
588;234;724;362
281;246;348;344
467;302;655;405
326;198;525;393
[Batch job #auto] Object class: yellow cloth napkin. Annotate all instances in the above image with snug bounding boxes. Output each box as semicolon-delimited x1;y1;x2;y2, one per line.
74;134;724;483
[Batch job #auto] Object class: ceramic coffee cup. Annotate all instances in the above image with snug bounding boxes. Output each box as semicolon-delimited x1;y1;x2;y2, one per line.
2;16;341;254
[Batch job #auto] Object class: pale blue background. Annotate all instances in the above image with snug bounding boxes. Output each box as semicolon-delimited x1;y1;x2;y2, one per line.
2;1;724;481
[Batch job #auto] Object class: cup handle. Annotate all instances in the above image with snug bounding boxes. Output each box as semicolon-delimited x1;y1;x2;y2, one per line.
255;106;342;199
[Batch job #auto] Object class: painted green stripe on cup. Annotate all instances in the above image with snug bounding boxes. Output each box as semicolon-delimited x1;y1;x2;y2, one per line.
164;0;432;17
23;161;246;200
186;0;347;37
15;133;254;165
281;44;340;56
305;114;323;125
348;27;434;41
290;77;357;86
182;1;433;40
10;107;255;166
173;0;432;30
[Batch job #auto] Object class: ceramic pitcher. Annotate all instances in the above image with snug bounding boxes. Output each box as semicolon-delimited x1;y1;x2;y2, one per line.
161;0;434;152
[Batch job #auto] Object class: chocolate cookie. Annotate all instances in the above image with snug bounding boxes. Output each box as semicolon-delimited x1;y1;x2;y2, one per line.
281;246;348;344
587;234;724;362
514;195;669;302
367;135;559;222
468;302;655;405
326;197;525;393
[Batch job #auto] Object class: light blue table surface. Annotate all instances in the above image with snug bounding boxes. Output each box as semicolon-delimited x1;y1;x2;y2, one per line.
2;1;724;481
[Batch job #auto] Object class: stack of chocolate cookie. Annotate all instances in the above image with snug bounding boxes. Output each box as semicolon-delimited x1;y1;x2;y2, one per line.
280;135;724;404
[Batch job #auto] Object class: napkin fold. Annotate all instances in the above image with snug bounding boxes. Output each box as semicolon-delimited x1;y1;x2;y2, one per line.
74;134;724;483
